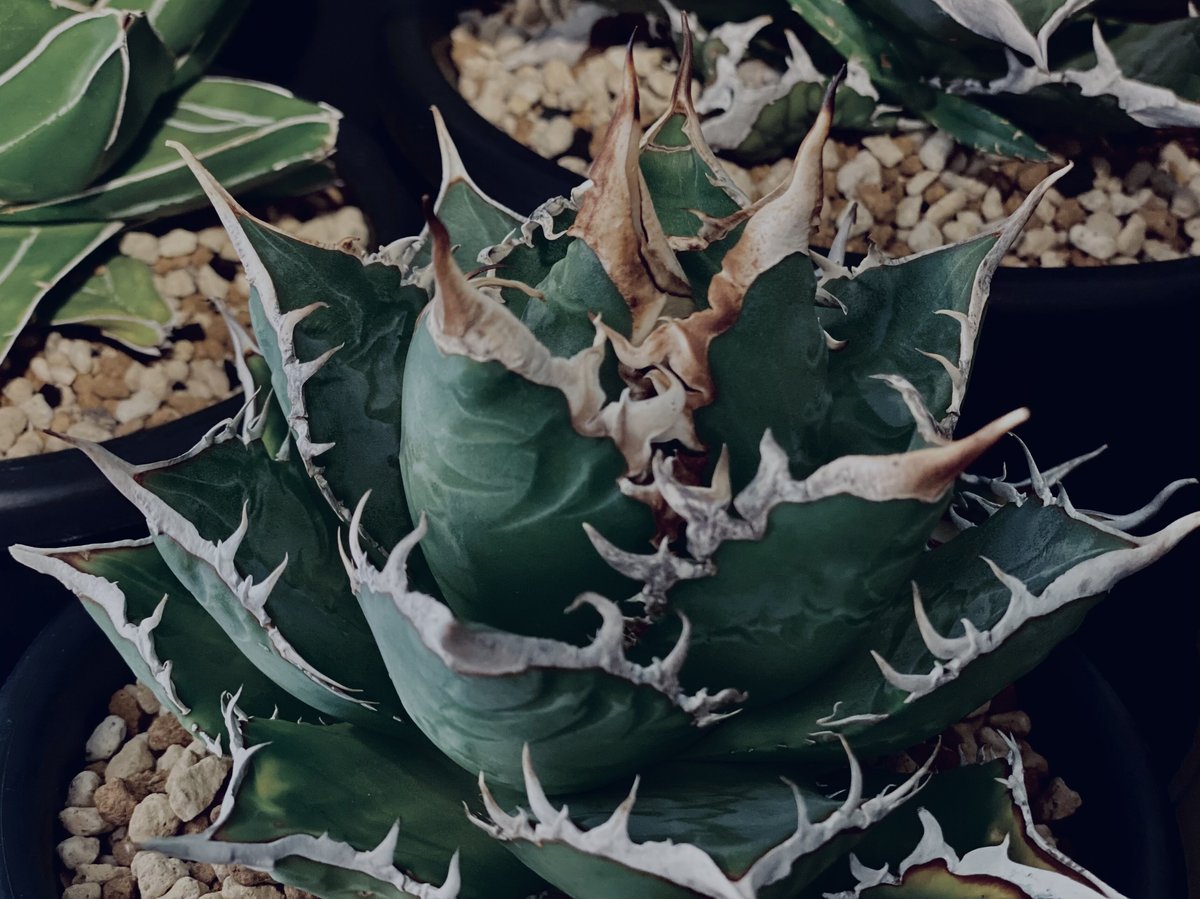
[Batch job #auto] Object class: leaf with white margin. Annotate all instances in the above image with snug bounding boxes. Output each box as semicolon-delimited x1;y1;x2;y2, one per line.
151;696;547;899
346;504;743;793
57;417;405;730
686;488;1200;762
826;739;1123;897
406;107;524;272
401;211;665;643
174;142;427;552
9;538;313;745
817;165;1069;456
0;220;121;365
48;253;175;352
817;741;1122;896
0;8;172;203
951;19;1200;129
473;742;930;899
596;411;1026;709
0;77;339;223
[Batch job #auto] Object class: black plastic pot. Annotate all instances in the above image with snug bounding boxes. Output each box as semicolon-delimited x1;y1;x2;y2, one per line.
379;0;1200;791
0;603;1185;898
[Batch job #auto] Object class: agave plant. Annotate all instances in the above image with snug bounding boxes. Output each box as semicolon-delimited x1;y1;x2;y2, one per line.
12;43;1198;899
0;0;339;364
650;0;1200;162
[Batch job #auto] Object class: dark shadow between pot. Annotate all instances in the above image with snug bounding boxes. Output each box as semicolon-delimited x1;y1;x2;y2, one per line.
0;603;1184;898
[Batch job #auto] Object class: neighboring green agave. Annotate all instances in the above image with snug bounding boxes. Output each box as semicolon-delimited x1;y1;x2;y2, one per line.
649;0;1200;162
0;0;340;364
13;43;1198;899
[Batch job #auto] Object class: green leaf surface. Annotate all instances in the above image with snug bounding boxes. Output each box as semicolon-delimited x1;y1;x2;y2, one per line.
48;253;174;352
697;252;828;487
234;215;428;552
818;235;996;456
159;717;547;899
923;93;1050;160
115;0;250;86
483;754;922;899
12;538;313;740
0;220;122;364
400;319;655;642
686;498;1133;762
134;427;405;728
354;537;703;792
0;77;339;223
652;492;945;708
0;9;173;203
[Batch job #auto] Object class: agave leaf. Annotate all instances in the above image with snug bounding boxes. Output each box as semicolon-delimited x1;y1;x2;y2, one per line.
612;413;1022;708
48;253;175;353
153;704;547;899
818;166;1065;455
9;538;313;743
824;746;1123;897
347;510;742;792
407;109;524;273
0;77;340;224
114;0;251;86
0;8;173;203
687;489;1200;762
475;743;928;899
60;414;405;730
922;92;1050;160
696;252;827;487
400;214;657;642
175;150;427;551
0;220;122;365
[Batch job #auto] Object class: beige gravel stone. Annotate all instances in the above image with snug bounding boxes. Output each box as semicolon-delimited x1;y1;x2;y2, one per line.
58;836;101;870
160;878;210;899
118;232;159;265
106;734;154;782
60;807;114;837
167;755;231;823
74;864;127;884
86;717;128;762
128;794;181;843
67;771;103;808
132;851;191;899
160;229;200;258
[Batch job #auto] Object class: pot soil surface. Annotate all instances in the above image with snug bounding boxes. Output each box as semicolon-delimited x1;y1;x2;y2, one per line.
0;194;368;462
449;0;1200;267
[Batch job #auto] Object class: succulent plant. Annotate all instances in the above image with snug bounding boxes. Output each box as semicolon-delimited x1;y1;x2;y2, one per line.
0;0;340;365
654;0;1200;163
12;42;1199;899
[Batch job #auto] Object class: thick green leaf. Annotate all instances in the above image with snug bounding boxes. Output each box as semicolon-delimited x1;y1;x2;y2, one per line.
48;253;174;352
0;9;173;203
923;93;1050;160
697;252;828;487
351;524;724;792
71;421;405;729
10;538;313;741
645;490;945;708
818;235;996;456
156;716;546;899
0;77;339;223
0;220;122;364
401;320;655;641
115;0;250;86
228;213;428;552
685;497;1192;762
480;751;925;899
